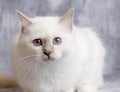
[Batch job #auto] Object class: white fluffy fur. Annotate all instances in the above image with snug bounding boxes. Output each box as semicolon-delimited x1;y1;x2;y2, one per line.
11;10;106;92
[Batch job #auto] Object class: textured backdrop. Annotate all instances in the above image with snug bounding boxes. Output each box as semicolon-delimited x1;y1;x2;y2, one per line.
0;0;120;79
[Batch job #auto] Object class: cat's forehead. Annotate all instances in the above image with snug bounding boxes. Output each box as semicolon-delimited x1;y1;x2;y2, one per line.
32;17;59;26
26;17;66;38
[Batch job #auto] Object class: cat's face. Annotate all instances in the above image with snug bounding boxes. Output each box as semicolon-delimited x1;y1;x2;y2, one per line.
18;9;74;62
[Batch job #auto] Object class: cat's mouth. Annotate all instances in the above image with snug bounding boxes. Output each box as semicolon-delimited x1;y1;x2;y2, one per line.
42;55;55;62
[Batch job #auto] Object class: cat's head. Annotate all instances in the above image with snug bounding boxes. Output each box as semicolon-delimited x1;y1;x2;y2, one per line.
17;9;75;62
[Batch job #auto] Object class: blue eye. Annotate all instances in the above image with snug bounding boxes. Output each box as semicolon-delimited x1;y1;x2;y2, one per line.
53;37;62;45
33;39;42;46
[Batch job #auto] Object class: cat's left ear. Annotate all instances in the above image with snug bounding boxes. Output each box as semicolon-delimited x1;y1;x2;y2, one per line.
59;8;74;31
17;11;32;27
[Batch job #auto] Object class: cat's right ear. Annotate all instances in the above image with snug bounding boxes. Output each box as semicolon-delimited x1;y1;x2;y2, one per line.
17;11;32;27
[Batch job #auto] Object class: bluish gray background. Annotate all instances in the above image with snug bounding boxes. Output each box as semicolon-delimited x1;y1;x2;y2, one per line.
0;0;120;92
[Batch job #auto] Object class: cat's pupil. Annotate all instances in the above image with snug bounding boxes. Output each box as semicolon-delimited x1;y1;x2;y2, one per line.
53;37;62;45
33;39;42;46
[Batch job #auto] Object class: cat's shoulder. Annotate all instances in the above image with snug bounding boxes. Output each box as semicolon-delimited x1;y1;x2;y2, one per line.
73;26;99;39
74;26;97;35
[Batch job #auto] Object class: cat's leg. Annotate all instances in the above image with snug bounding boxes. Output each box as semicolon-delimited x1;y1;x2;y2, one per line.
0;72;19;88
77;58;104;92
77;85;98;92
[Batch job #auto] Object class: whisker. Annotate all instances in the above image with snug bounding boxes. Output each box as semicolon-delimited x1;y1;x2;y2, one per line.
18;54;39;62
22;59;40;80
15;53;43;80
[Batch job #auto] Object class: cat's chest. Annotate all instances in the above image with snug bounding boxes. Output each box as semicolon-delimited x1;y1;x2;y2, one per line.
18;60;82;91
31;61;80;83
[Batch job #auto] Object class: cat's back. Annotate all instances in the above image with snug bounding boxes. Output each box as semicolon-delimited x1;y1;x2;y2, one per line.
73;26;106;59
73;26;101;44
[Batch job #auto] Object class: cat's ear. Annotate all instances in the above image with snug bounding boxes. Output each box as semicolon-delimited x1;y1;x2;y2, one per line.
17;11;32;27
59;8;74;31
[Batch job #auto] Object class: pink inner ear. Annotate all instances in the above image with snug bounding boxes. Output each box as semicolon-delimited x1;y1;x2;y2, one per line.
17;11;32;27
21;26;30;35
59;9;74;31
59;17;73;31
21;26;25;33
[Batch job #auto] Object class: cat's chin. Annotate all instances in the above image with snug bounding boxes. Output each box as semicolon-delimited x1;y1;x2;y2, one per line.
42;55;56;62
42;57;55;62
42;56;63;62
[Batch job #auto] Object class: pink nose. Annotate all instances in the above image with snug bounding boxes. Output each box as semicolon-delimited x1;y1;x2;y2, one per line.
43;51;52;57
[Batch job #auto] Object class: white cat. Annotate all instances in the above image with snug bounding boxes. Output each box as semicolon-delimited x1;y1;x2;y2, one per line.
11;9;106;92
